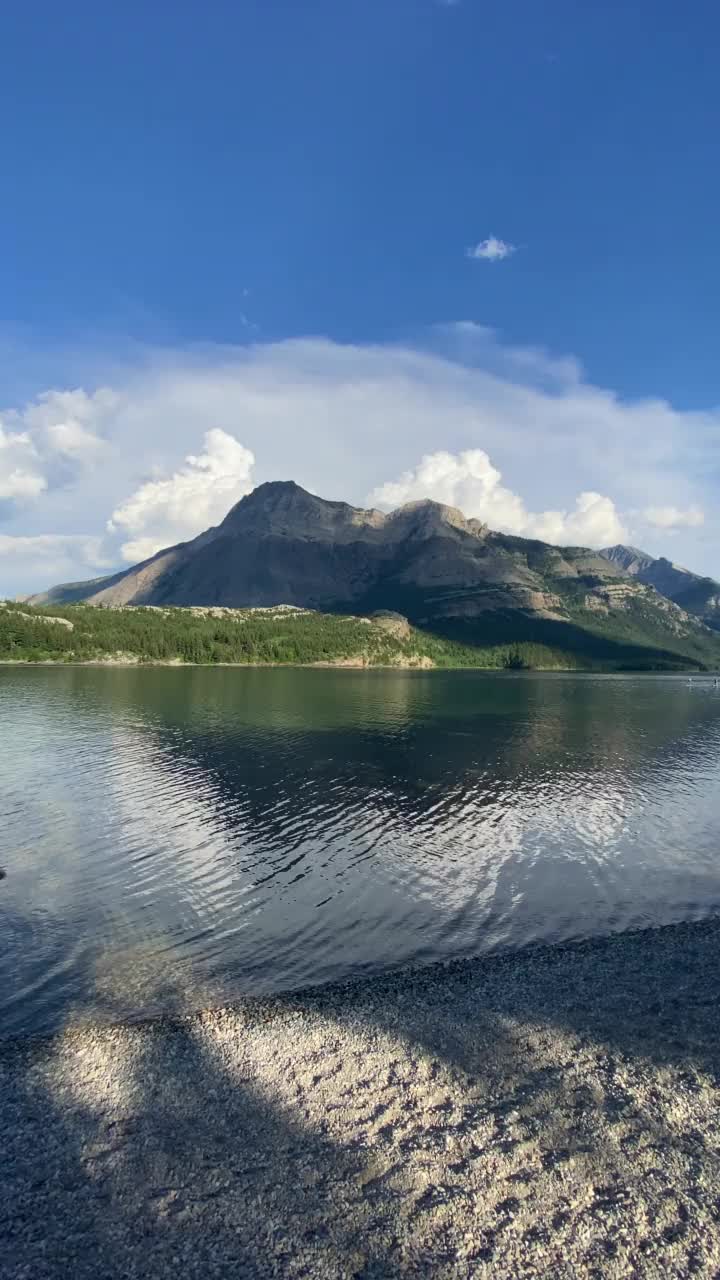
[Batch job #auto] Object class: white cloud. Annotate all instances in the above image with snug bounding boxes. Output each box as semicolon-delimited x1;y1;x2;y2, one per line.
0;388;111;509
552;492;627;547
0;329;718;592
108;428;255;562
0;533;108;563
16;388;115;446
369;449;627;547
467;236;517;262
430;322;583;386
46;420;105;457
643;505;705;530
0;534;112;597
0;468;47;501
0;425;46;500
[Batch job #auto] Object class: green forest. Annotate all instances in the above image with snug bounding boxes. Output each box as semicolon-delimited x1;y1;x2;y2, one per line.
1;598;717;671
0;601;595;671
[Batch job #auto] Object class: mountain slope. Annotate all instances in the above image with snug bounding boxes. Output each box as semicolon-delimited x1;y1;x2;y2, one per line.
601;545;720;632
24;481;720;670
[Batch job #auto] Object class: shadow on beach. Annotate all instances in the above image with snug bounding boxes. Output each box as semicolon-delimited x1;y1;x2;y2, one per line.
3;916;720;1278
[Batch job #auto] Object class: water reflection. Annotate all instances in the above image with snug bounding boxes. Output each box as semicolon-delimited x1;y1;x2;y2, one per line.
2;667;720;1036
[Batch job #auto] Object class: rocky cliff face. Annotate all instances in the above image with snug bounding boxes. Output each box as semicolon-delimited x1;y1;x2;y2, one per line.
601;545;720;632
26;482;720;668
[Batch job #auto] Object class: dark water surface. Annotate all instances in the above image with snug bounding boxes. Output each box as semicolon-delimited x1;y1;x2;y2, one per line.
2;666;720;1038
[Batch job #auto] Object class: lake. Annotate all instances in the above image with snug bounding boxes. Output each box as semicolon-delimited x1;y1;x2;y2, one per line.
2;665;720;1038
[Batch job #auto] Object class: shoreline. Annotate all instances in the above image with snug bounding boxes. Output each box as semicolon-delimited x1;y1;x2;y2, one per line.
0;658;708;674
0;658;597;672
3;914;720;1049
4;918;720;1276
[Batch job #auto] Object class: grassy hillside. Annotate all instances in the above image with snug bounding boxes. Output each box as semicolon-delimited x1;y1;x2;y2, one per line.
1;599;718;671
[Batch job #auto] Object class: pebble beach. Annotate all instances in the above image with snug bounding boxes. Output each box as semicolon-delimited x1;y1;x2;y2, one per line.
4;919;720;1278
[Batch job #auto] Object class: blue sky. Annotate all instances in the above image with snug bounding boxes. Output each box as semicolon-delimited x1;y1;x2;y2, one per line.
1;0;719;592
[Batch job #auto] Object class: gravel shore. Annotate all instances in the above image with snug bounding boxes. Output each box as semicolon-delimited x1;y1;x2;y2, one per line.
4;919;720;1278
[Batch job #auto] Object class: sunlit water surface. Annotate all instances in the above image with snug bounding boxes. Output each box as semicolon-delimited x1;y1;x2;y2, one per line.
2;666;720;1038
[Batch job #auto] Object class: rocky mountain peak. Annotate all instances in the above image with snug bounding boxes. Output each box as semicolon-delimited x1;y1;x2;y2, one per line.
388;498;487;540
219;481;385;542
601;545;655;574
26;484;719;654
222;480;312;520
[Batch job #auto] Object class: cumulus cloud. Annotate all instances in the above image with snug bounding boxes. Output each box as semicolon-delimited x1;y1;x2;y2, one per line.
108;428;255;562
550;492;627;547
0;330;718;592
0;387;111;509
0;473;46;501
46;420;105;457
466;236;517;262
642;505;705;530
15;388;114;449
0;425;47;501
369;449;627;547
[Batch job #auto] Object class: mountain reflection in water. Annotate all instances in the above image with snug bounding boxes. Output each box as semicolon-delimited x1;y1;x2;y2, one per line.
2;666;720;1038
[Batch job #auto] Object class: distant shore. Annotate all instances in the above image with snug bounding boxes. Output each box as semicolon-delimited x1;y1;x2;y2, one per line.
0;658;708;674
4;918;720;1277
0;657;579;671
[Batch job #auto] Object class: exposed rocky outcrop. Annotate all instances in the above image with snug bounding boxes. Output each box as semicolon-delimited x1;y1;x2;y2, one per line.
0;603;74;630
370;611;412;640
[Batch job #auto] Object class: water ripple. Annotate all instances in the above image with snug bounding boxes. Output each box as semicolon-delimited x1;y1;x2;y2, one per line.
2;668;720;1037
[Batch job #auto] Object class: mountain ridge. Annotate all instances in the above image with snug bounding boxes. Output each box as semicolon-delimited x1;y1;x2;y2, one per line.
600;544;720;633
23;481;720;671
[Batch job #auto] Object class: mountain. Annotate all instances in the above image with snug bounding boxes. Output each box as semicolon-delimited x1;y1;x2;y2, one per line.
601;545;720;633
26;481;720;670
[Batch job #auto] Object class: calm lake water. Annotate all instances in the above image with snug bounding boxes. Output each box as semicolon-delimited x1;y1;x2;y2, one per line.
2;666;720;1038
